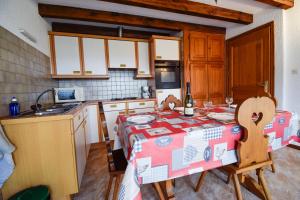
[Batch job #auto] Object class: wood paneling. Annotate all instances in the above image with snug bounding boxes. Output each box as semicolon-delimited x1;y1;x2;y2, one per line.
38;4;226;33
227;22;274;105
100;0;253;24
52;23;170;39
184;30;225;107
256;0;294;9
208;63;225;104
190;63;208;107
208;34;225;62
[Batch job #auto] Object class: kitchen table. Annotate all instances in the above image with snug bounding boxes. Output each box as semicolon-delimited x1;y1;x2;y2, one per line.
115;107;300;200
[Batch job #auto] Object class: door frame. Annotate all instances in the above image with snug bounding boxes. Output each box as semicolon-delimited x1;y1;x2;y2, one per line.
226;22;275;97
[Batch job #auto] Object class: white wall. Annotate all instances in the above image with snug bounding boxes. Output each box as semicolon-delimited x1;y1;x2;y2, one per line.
283;3;300;115
0;0;51;55
226;8;285;109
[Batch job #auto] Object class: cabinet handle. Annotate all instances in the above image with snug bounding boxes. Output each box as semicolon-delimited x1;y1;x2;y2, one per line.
139;102;146;106
119;111;126;115
156;56;162;59
120;64;126;67
110;104;117;108
128;110;136;114
73;71;81;74
85;70;93;74
139;71;145;74
157;91;163;94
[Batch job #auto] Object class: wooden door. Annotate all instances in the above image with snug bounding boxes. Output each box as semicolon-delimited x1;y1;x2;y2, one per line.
208;34;225;61
190;63;208;107
108;40;136;69
227;22;274;104
82;38;108;76
189;32;207;61
54;36;81;75
208;63;225;104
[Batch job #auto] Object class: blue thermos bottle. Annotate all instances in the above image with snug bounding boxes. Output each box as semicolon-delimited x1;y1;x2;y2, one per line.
9;97;20;117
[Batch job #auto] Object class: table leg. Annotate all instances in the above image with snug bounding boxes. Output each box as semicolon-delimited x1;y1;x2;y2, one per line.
165;180;175;200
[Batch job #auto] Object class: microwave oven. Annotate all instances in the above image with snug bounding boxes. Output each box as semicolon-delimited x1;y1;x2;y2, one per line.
54;87;85;103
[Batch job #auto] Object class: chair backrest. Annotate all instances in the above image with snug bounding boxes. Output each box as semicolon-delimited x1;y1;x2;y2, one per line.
162;95;182;110
100;114;116;172
236;96;276;167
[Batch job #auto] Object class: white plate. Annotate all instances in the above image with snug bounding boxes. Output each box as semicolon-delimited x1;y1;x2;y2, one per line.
127;115;156;124
207;112;235;121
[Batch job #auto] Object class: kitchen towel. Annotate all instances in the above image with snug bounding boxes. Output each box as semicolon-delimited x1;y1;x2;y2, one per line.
0;126;15;188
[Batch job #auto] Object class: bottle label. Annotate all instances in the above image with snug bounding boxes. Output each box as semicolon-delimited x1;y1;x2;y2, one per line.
184;107;194;115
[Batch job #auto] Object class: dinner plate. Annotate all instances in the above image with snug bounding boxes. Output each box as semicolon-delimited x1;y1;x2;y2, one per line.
207;112;235;121
127;115;156;125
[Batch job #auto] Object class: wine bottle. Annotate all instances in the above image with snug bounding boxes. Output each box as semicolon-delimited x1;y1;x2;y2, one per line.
184;82;194;116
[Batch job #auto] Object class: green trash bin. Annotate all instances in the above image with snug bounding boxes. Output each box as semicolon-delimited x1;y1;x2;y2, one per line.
8;185;50;200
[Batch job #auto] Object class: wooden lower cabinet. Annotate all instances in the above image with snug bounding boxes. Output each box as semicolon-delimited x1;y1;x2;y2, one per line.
0;106;96;200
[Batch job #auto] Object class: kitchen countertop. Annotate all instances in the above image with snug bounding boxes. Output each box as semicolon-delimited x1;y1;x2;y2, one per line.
0;98;157;125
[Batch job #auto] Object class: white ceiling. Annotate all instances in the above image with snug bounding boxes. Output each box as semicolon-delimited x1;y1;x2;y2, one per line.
38;0;276;30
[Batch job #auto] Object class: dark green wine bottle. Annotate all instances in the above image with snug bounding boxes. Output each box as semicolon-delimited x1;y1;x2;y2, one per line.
184;82;194;116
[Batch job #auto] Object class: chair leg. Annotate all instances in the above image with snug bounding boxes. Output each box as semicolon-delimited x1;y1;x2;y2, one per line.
257;169;271;200
227;174;232;184
232;174;243;200
153;182;166;200
105;175;114;200
112;175;121;200
268;152;276;173
194;171;208;192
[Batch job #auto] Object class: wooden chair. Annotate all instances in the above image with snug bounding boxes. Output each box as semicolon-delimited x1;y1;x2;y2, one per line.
101;113;167;200
161;95;182;111
195;97;276;200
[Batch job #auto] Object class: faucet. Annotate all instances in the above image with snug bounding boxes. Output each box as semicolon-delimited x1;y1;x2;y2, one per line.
35;88;55;113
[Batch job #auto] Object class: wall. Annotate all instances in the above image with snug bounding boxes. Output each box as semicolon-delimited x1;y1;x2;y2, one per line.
59;70;148;100
0;0;51;56
0;26;58;116
226;8;285;109
283;3;300;115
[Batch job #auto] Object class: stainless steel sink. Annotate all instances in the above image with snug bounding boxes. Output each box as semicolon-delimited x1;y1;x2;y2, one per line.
34;107;65;116
19;104;80;117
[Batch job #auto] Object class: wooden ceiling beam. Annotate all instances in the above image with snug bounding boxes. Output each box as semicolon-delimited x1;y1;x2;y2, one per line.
99;0;253;25
255;0;294;9
38;4;226;33
51;22;171;39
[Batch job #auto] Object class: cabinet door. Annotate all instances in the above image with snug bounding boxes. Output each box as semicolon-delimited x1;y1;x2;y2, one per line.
208;63;225;105
208;34;225;61
190;63;208;107
104;110;126;140
74;123;87;187
82;38;108;76
54;36;81;75
108;40;136;69
189;33;207;62
83;119;90;158
155;39;180;60
86;105;100;144
137;42;151;77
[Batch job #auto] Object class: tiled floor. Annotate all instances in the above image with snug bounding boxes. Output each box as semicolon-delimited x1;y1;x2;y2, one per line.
74;143;300;200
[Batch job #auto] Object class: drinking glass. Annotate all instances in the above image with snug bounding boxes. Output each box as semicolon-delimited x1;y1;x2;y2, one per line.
225;97;233;108
203;100;213;110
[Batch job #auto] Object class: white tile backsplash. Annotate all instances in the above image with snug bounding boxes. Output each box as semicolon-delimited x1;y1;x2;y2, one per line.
59;70;148;100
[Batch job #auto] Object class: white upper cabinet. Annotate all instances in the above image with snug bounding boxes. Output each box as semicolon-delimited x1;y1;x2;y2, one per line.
136;42;151;77
82;38;108;76
54;36;81;75
154;39;180;60
108;40;136;69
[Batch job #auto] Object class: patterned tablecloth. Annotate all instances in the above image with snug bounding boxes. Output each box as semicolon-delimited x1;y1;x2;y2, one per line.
115;107;300;200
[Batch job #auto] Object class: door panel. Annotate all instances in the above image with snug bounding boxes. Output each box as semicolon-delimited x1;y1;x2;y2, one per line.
155;39;180;60
108;40;136;68
208;63;225;104
190;63;208;107
208;34;225;61
189;33;207;61
228;22;274;104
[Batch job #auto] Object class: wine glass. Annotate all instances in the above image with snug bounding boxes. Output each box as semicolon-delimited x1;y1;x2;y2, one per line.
203;100;213;111
225;97;233;108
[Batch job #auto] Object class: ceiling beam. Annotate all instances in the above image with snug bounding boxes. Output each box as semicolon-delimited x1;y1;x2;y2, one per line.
52;22;171;39
99;0;253;25
255;0;294;9
38;4;226;33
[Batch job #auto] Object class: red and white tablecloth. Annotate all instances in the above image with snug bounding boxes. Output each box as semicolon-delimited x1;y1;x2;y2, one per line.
114;107;300;200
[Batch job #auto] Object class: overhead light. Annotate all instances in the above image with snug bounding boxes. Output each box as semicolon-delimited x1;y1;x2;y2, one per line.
118;26;123;37
18;28;37;43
